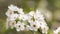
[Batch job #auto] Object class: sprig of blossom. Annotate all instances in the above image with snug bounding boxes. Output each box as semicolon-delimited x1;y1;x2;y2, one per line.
6;4;49;34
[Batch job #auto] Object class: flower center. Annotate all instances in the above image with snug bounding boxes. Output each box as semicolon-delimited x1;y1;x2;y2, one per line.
33;24;36;27
19;25;21;27
12;22;14;25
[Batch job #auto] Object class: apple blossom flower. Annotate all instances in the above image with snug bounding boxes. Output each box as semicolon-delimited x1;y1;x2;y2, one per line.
53;27;60;34
9;20;16;29
14;21;25;31
9;13;18;21
34;9;44;21
6;9;14;17
8;4;19;11
29;21;40;31
28;11;35;17
18;8;24;14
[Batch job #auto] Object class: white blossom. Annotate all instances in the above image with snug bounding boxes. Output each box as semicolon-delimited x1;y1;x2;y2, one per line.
9;20;16;29
18;8;24;14
54;27;60;34
15;21;25;31
28;11;35;17
34;9;44;21
18;14;24;20
6;9;14;17
8;4;19;11
29;21;40;31
22;14;29;21
41;26;48;34
9;13;18;21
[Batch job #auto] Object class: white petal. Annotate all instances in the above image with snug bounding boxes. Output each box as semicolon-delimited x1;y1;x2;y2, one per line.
16;29;20;32
8;4;19;11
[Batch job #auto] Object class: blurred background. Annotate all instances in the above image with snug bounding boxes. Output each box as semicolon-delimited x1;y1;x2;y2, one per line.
0;0;60;34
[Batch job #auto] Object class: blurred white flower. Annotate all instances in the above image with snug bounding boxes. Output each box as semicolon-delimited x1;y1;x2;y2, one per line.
8;4;19;11
28;11;35;17
19;14;29;21
34;9;44;21
29;21;40;31
9;13;18;21
6;9;14;17
22;14;29;21
39;21;48;34
41;26;48;34
27;11;35;23
54;27;60;34
18;8;24;14
9;20;16;29
54;31;58;34
18;14;24;20
15;21;25;31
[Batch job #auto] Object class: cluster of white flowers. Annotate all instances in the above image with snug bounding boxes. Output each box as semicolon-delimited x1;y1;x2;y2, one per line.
53;27;60;34
6;4;49;34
